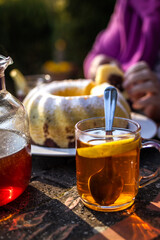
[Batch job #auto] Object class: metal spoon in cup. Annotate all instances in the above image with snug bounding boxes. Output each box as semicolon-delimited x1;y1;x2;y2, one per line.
88;86;124;206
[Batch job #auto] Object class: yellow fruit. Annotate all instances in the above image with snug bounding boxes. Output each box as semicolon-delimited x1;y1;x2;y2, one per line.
77;138;140;158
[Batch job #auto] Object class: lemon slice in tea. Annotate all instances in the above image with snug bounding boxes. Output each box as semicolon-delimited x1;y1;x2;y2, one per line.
77;137;140;158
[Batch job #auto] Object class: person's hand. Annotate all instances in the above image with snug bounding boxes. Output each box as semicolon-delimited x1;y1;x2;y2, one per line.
123;61;160;121
88;54;120;80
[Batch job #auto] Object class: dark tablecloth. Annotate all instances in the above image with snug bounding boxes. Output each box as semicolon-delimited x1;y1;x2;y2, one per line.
0;147;160;240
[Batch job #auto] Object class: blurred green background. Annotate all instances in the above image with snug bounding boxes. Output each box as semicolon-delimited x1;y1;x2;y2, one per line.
0;0;116;93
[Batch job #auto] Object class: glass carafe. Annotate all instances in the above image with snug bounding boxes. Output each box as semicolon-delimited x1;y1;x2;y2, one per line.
0;55;32;206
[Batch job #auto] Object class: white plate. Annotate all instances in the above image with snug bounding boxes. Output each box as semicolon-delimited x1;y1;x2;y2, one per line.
31;113;157;157
131;112;157;139
31;145;76;157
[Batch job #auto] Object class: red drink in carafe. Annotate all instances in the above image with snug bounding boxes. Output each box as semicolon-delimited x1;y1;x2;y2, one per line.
0;129;31;206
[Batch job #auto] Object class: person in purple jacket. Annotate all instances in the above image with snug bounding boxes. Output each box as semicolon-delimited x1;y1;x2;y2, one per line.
83;0;160;121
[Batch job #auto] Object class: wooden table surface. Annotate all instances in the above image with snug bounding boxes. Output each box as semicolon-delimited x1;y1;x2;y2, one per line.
0;147;160;240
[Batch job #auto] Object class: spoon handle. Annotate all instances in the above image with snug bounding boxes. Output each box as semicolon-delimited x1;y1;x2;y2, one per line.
104;86;117;132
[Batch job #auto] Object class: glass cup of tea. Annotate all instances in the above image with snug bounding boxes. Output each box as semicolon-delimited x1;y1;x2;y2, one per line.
0;55;32;206
75;116;160;212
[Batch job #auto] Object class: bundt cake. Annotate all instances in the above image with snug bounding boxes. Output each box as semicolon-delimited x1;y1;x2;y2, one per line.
23;79;130;148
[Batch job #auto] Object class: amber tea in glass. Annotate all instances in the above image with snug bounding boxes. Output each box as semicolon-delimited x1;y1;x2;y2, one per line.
75;117;160;212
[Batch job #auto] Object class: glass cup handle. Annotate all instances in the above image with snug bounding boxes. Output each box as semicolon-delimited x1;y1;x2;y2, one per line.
139;139;160;188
